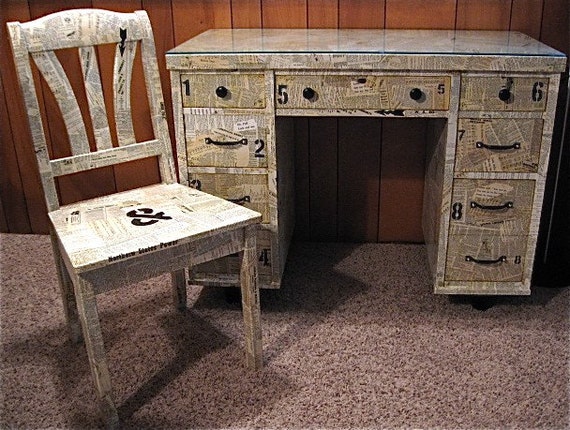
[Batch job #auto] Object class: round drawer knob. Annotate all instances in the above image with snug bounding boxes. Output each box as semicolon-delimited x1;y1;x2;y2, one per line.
303;87;316;100
498;88;511;102
409;88;423;101
215;86;229;99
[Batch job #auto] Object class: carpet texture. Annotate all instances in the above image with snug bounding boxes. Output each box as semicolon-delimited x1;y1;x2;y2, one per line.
1;233;568;429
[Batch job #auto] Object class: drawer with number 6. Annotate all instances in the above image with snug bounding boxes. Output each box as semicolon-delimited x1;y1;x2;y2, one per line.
460;75;548;111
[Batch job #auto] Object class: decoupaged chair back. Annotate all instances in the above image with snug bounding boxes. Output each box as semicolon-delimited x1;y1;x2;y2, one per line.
8;9;263;428
7;9;175;211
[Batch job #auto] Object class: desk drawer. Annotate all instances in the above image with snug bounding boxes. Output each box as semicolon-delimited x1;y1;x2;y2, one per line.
460;76;548;111
184;112;269;168
276;74;450;110
449;179;534;236
180;73;266;109
445;235;526;282
193;228;273;284
188;171;270;223
456;118;543;173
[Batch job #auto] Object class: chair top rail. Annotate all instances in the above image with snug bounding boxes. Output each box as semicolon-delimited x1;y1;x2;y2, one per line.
12;9;147;53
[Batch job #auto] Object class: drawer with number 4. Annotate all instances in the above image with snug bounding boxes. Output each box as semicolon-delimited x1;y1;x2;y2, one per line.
184;112;269;168
192;228;274;286
460;75;548;111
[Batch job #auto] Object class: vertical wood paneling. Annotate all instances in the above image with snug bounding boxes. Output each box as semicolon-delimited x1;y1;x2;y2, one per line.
144;0;177;153
1;0;567;235
456;0;513;30
262;0;307;27
378;120;426;242
540;0;569;54
338;118;382;242
172;0;232;44
339;0;385;28
0;63;31;232
231;0;262;27
294;118;311;240
309;118;338;241
385;0;456;29
308;0;338;28
510;0;543;39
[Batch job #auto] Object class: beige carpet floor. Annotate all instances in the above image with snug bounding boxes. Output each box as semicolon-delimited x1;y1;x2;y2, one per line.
1;233;568;429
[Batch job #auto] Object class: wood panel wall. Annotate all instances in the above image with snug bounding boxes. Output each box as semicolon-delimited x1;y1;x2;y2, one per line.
1;0;568;242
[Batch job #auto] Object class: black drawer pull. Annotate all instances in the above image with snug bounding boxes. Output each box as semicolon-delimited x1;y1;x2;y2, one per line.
470;201;513;211
205;137;248;146
303;87;316;100
215;85;229;98
227;196;251;205
409;88;423;101
498;88;511;102
476;141;521;151
465;255;507;265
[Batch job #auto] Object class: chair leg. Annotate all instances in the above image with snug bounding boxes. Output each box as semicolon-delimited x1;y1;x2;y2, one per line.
171;268;187;310
74;276;119;428
49;229;82;343
240;225;262;370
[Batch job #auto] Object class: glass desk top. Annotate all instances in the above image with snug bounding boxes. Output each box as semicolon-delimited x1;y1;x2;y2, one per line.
168;29;565;58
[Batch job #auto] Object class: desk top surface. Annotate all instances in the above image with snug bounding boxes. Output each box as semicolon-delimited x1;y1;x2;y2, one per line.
169;29;564;57
166;29;566;72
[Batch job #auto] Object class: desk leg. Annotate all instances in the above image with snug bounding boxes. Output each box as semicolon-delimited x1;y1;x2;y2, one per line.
240;225;263;370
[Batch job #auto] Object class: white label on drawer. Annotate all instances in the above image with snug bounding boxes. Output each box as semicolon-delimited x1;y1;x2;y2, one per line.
213;128;243;141
183;107;215;115
473;183;514;200
350;80;375;94
234;119;258;132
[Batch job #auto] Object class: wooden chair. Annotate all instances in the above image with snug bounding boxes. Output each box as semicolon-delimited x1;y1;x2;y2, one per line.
7;9;262;427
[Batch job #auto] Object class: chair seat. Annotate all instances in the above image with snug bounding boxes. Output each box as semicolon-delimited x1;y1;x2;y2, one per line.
49;183;262;273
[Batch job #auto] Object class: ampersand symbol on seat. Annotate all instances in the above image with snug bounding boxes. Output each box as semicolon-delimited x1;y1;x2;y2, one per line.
126;208;172;226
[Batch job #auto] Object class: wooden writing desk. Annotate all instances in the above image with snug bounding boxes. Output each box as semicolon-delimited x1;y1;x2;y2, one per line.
166;29;566;295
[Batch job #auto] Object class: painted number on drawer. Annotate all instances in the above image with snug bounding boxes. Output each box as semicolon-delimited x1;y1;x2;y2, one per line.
460;76;549;111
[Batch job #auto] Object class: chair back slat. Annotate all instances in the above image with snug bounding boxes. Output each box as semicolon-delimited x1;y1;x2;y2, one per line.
31;51;91;155
113;40;137;146
7;9;177;212
79;46;113;150
50;139;165;177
